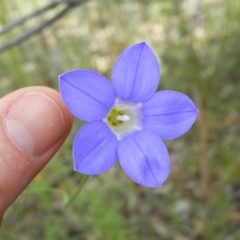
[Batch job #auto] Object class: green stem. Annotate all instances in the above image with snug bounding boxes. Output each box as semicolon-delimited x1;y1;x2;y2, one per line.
65;174;89;208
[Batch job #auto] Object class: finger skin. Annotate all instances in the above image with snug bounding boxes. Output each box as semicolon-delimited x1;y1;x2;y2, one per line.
0;86;73;221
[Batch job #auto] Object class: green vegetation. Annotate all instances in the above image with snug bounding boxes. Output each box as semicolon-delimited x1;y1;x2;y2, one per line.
0;0;240;239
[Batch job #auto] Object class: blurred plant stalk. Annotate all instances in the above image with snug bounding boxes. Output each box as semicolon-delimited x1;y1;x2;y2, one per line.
193;87;210;201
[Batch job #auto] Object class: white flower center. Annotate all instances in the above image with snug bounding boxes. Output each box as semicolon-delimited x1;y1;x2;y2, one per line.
116;115;130;121
104;99;142;140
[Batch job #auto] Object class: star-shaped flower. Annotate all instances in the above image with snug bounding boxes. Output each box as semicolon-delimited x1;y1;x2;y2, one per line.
59;42;198;187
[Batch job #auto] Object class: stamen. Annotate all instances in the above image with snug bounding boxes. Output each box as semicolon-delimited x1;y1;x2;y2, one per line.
104;99;143;140
116;115;130;122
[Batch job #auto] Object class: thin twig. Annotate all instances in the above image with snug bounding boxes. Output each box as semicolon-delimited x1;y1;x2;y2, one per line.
0;0;88;54
0;0;87;35
0;1;61;35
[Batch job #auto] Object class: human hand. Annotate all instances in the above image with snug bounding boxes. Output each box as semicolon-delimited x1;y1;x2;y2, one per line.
0;87;73;227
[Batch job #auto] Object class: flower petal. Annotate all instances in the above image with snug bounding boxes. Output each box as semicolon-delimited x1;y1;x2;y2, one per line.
59;69;116;122
73;121;118;175
142;90;198;140
112;42;160;103
118;130;170;187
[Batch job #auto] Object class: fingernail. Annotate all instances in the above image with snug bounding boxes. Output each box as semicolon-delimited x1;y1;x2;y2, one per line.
4;93;65;158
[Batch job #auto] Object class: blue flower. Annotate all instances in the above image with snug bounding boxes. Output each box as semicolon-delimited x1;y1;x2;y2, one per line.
59;42;198;187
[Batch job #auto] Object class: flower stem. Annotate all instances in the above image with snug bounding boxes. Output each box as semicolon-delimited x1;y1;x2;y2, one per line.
65;174;89;208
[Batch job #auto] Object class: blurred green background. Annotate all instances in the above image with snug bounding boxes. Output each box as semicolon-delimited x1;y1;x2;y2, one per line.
0;0;240;239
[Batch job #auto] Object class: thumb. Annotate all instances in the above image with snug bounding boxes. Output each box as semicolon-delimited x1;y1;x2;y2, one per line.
0;87;73;222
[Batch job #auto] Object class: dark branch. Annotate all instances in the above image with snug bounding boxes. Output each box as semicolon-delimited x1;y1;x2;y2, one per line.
0;1;62;36
0;0;88;54
0;0;88;35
